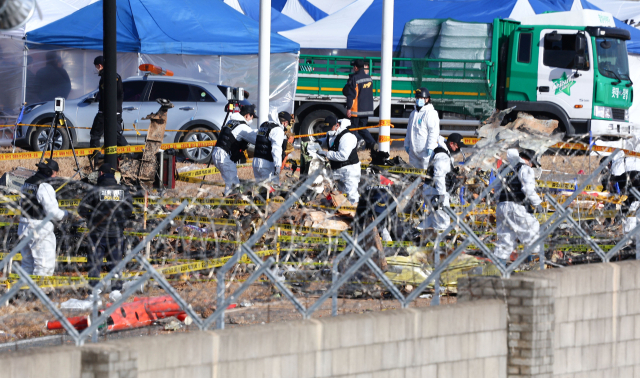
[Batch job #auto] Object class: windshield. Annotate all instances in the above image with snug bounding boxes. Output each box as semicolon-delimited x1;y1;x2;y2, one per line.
596;37;630;80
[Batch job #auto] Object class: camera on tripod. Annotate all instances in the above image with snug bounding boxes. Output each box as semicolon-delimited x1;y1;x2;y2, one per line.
54;97;65;113
223;87;244;113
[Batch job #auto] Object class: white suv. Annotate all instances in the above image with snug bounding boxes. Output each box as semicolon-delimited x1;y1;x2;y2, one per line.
13;75;252;163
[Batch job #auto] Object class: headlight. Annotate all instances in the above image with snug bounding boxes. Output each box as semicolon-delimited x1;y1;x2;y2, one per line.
23;103;45;115
625;109;630;121
594;106;612;119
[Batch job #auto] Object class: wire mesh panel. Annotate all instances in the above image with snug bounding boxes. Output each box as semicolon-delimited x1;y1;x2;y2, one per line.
0;111;638;346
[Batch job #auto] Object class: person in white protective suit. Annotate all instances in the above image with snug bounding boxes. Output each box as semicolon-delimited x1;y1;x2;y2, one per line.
18;159;69;276
418;133;467;231
404;87;440;169
317;116;361;204
494;148;544;264
212;104;257;195
602;153;640;234
252;110;287;185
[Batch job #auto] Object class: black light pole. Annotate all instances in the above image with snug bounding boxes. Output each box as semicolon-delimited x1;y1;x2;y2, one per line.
103;0;118;166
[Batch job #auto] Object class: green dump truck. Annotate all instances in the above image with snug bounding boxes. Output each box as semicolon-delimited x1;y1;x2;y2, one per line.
293;10;634;141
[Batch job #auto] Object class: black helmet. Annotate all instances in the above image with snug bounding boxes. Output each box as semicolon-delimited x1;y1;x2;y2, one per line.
519;148;541;167
415;87;430;98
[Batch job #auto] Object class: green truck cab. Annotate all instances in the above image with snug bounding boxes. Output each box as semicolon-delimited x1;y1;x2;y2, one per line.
293;10;634;140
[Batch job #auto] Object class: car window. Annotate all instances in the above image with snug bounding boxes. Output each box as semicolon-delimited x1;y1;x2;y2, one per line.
190;86;216;102
147;81;191;102
122;81;147;102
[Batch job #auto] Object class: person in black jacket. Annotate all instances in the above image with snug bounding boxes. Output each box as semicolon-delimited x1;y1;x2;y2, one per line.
78;163;133;291
35;51;71;101
342;59;376;151
90;56;129;151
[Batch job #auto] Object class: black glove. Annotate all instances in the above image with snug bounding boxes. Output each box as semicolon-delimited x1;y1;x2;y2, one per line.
430;195;444;211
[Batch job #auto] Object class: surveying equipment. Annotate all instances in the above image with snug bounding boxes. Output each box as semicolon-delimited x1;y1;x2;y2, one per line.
39;97;81;174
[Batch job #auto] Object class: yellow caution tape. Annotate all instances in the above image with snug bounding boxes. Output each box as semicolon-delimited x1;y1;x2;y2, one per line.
1;250;276;289
0;140;219;161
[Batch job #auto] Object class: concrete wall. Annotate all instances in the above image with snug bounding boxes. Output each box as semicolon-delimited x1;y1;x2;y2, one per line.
0;299;508;378
459;260;640;378
4;260;640;378
524;260;640;378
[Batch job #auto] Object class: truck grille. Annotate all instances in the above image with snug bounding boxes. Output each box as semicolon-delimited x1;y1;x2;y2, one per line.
612;108;626;121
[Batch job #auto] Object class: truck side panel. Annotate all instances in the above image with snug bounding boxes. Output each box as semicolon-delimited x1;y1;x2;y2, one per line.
504;27;540;103
297;55;495;120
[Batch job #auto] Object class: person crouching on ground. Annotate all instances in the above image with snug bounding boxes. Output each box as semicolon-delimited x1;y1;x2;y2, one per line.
317;116;361;204
18;159;69;276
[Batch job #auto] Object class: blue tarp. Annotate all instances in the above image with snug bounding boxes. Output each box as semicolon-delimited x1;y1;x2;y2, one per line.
236;0;304;32
271;0;288;12
345;0;640;54
27;0;300;55
297;0;328;22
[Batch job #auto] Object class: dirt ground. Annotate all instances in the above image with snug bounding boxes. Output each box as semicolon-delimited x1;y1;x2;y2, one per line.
0;275;457;343
0;143;594;344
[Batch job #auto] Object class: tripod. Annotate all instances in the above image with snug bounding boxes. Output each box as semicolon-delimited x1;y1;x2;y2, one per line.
39;110;81;174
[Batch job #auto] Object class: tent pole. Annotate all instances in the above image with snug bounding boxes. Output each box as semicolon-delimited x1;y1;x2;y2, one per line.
103;0;118;167
22;44;27;105
378;0;394;153
258;0;271;124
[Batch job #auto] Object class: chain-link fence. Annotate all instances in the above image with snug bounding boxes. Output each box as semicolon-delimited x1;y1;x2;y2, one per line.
0;125;639;347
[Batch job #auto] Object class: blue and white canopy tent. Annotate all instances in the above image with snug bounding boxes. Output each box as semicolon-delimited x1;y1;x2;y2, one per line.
278;0;640;124
279;0;640;52
0;0;300;119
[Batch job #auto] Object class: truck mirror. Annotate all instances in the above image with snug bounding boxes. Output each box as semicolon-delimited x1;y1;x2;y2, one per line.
574;55;587;70
575;34;587;55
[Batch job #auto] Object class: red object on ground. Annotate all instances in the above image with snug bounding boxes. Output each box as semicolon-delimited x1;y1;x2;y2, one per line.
497;159;503;169
578;169;585;174
46;316;90;331
379;174;393;186
48;295;241;333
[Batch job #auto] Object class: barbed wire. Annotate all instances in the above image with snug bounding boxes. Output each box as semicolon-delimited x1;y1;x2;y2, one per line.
0;116;638;345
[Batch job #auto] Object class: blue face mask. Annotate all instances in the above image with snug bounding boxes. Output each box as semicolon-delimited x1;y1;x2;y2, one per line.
416;98;425;107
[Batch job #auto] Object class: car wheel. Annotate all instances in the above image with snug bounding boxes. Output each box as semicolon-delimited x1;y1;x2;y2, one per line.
30;125;70;152
300;109;336;142
182;129;216;163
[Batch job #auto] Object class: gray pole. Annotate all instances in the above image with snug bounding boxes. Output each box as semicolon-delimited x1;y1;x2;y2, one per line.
103;0;118;166
258;0;271;125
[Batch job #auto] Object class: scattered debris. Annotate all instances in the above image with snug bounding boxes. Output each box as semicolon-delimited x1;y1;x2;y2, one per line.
60;298;100;311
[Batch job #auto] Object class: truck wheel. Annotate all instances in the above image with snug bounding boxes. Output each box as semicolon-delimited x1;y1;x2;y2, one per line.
30;124;70;152
300;110;336;142
181;129;216;163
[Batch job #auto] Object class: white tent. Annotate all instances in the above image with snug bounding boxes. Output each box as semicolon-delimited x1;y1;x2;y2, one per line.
587;0;640;26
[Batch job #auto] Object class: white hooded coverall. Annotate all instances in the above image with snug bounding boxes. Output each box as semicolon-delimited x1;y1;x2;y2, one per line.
212;113;257;195
404;103;440;169
494;149;542;260
252;111;285;185
322;120;361;204
610;153;640;233
17;181;68;276
418;145;453;230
